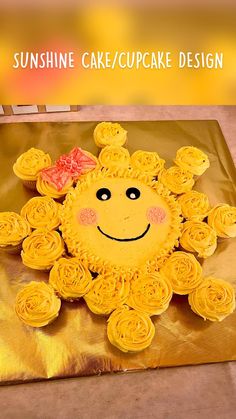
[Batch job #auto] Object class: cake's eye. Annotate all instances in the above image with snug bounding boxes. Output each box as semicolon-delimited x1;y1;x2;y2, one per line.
96;188;111;201
126;187;141;200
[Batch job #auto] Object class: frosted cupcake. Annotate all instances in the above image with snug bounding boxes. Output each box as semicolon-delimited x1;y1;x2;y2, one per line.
94;122;127;148
188;277;235;321
15;281;61;327
131;150;165;176
0;212;31;254
98;145;130;170
21;229;65;271
13;148;51;190
49;257;92;300
36;172;73;200
174;146;210;176
160;251;203;295
84;274;130;315
107;305;155;353
180;221;217;258
159;166;195;195
21;196;61;230
178;190;211;221
208;204;236;238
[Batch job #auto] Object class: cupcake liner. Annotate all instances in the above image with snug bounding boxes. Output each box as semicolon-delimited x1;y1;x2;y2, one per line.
22;179;37;191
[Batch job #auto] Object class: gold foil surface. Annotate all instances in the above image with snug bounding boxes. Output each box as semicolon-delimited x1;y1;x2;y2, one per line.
0;121;236;385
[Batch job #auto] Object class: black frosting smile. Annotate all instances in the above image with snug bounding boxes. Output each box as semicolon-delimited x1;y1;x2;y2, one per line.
97;223;150;242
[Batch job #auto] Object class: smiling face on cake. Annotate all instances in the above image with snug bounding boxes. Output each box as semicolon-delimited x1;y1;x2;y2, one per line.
61;169;182;275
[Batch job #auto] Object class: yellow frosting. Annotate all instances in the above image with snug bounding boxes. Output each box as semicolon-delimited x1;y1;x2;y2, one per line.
128;272;172;315
36;172;74;199
0;212;31;247
84;274;130;315
98;145;130;170
21;229;65;270
13;148;51;181
49;257;92;300
94;122;127;148
21;196;61;230
60;169;182;276
174;146;210;176
208;204;236;238
107;305;155;352
15;281;61;327
160;251;203;295
178;190;211;221
159;166;195;195
130;150;165;176
180;221;217;258
188;277;235;321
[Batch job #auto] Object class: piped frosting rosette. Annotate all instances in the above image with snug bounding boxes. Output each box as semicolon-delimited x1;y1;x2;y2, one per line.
130;150;165;176
107;305;155;352
159;166;194;194
21;196;61;230
94;122;127;148
36;172;73;200
84;274;130;315
178;190;211;221
0;212;31;253
160;251;203;295
180;221;217;258
174;146;210;176
208;204;236;238
15;281;61;327
98;145;130;170
127;272;173;315
49;257;92;300
188;277;235;321
13;148;51;186
21;229;65;270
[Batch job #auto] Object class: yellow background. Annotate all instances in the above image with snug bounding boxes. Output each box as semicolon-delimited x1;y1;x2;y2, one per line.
0;5;236;104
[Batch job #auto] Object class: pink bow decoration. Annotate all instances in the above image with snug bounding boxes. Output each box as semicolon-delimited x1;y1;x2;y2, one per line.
40;147;97;191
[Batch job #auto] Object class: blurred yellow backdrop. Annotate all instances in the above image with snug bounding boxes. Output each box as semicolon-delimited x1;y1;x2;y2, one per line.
0;4;235;103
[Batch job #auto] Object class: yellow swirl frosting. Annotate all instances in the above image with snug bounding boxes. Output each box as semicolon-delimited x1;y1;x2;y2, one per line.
13;148;51;181
21;196;61;230
98;145;130;170
180;221;217;258
188;277;235;321
160;251;203;295
15;281;61;327
159;166;194;195
0;212;31;248
84;274;130;315
49;257;92;300
21;229;65;270
128;272;172;315
94;122;127;148
178;190;211;221
36;172;74;199
130;150;165;176
107;305;155;352
174;146;210;176
208;204;236;238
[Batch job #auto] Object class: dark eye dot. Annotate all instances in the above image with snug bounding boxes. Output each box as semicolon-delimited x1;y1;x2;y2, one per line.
96;188;111;201
126;187;141;200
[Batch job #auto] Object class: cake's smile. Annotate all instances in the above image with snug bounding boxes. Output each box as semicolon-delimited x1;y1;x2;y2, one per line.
97;223;151;242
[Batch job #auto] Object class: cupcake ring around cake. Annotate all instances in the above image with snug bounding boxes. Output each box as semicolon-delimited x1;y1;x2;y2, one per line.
1;122;235;354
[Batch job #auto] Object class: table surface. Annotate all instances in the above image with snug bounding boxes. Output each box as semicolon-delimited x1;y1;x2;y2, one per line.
0;106;236;419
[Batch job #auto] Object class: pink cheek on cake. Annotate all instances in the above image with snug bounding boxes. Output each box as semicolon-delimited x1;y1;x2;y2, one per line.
146;206;167;224
77;208;98;226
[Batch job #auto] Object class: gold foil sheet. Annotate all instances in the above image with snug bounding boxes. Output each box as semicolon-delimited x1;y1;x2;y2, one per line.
0;120;235;385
